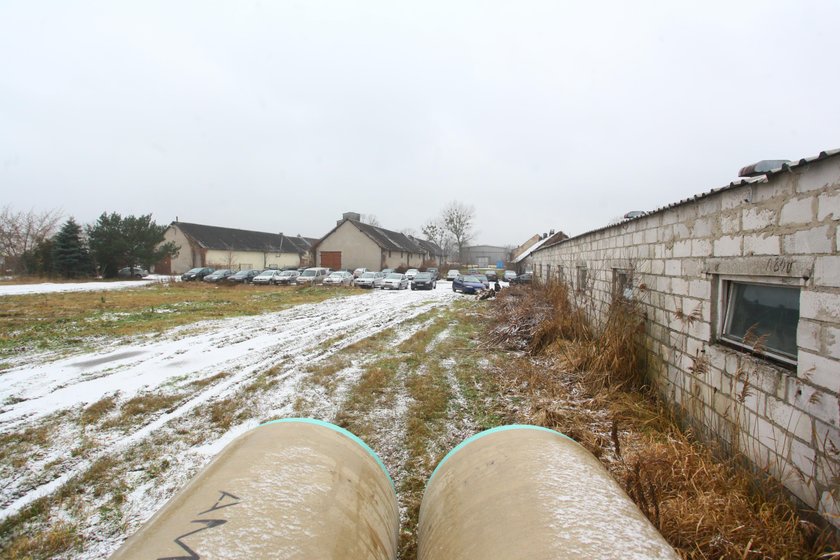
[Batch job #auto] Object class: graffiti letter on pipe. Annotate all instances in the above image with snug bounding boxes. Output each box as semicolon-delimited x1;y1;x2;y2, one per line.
158;491;241;560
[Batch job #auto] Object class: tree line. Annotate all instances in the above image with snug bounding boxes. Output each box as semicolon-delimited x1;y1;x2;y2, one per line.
0;207;178;278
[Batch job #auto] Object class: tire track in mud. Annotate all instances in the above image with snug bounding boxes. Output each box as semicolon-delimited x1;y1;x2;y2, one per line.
0;288;457;527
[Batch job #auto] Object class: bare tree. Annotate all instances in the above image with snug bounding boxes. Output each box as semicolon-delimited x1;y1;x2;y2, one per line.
421;218;452;262
441;201;475;263
361;214;381;227
0;206;63;273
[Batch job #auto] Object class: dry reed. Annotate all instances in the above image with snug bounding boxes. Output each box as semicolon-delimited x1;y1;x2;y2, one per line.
487;282;838;559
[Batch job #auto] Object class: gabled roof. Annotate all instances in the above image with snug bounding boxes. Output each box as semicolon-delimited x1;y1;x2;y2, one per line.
351;220;424;253
315;218;436;255
173;222;312;254
410;236;443;256
513;231;567;263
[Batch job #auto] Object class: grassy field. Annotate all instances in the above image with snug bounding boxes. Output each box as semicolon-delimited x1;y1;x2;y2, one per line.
0;283;836;559
0;282;360;366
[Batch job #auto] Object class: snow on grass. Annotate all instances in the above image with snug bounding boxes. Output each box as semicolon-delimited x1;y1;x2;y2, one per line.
0;284;458;558
0;278;174;297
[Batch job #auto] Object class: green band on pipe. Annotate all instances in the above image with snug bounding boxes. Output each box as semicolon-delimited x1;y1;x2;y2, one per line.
260;418;396;493
426;424;576;487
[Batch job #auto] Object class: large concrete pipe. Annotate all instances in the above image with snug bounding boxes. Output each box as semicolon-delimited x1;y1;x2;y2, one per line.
111;418;399;560
418;425;680;560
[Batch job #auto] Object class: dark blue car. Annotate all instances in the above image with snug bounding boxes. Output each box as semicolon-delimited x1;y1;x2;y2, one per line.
452;274;485;294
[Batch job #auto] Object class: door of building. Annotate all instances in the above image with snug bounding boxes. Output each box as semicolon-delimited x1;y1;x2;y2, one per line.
320;251;342;270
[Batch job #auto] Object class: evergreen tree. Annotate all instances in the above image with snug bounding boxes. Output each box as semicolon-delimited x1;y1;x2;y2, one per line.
22;237;55;276
87;213;179;277
52;218;92;278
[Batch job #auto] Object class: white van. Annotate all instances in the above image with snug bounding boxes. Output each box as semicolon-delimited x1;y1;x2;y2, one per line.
296;267;330;285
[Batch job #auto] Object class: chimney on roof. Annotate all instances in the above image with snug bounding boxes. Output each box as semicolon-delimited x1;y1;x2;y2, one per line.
542;233;547;239
549;229;555;235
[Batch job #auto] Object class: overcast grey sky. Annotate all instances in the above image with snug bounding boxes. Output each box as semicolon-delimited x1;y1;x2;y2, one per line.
2;1;838;246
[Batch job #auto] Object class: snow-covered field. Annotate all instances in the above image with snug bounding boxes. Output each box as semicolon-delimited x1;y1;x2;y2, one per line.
0;276;174;297
0;281;465;558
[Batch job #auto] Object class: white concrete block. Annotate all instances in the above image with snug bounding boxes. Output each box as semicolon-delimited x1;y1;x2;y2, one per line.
813;256;840;288
691;218;712;237
713;235;742;257
817;191;840;221
654;244;665;259
689;279;711;299
783;470;818;508
788;378;839;428
825;325;840;359
649;259;665;275
673;240;692;258
743;234;780;255
665;259;681;276
782;225;832;254
691;239;712;257
755;414;781;447
766;397;813;443
721;188;748;210
688;319;711;341
800;291;840;323
797;351;840;404
819;491;840;530
780;197;815;225
742;207;776;230
788;437;817;478
796;160;840;193
720;212;740;234
671;277;689;296
796;319;821;353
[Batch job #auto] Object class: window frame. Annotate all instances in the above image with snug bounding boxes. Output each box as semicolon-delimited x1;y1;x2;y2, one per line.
576;266;588;292
612;268;632;300
715;274;801;366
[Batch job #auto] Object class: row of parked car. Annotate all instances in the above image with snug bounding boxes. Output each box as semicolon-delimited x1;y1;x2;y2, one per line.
180;265;533;291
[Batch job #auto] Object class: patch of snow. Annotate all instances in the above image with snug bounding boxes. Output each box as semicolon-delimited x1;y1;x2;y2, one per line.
0;285;458;560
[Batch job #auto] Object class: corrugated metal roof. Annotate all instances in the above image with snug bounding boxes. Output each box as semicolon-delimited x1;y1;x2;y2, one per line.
534;147;840;251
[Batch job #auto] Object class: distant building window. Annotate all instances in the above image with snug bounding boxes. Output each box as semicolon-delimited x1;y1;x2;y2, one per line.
720;281;799;364
546;264;552;282
576;266;588;291
613;269;632;300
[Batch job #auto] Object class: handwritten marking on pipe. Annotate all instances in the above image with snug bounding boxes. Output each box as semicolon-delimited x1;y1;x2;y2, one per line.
158;490;241;560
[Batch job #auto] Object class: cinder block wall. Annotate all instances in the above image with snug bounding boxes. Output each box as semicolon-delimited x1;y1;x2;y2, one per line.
532;153;840;528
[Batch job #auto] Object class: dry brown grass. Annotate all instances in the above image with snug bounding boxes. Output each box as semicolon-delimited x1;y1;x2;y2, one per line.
209;397;246;431
102;392;184;430
4;522;80;559
486;283;838;559
0;282;356;359
490;282;646;391
81;394;118;425
617;434;829;559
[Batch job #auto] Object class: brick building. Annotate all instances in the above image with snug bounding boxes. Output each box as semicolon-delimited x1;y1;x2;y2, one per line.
531;149;840;528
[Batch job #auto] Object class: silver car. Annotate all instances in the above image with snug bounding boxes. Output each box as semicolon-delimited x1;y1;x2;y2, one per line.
382;273;408;290
323;271;354;286
355;271;385;289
